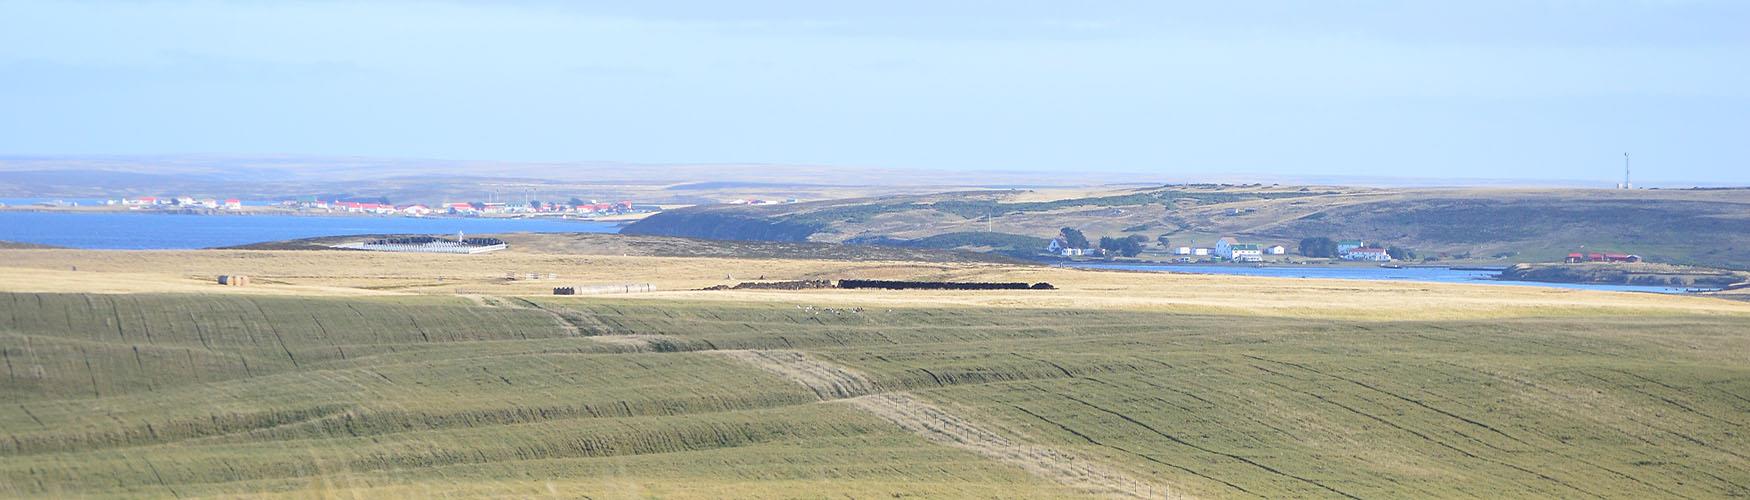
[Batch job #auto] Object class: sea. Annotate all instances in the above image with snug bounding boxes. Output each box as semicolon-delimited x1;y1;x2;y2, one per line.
0;211;619;250
1063;262;1715;294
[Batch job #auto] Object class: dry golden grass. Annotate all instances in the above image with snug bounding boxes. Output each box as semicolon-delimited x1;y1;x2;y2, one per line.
3;248;1748;322
5;244;1747;498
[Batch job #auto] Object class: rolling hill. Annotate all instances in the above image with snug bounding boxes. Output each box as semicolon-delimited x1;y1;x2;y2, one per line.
625;185;1750;269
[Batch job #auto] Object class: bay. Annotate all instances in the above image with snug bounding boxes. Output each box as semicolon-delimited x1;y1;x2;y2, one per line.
0;211;618;249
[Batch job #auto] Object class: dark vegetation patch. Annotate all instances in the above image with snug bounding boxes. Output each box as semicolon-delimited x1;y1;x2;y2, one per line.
0;240;63;249
845;232;1051;259
1287;199;1750;245
623;211;826;242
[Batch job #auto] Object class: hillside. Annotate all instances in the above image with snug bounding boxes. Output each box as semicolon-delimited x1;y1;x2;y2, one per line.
625;185;1750;269
1503;262;1750;288
227;232;1022;264
1;248;1747;497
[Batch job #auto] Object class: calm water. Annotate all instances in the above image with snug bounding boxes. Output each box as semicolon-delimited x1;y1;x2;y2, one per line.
1065;262;1711;294
0;211;619;249
0;198;275;207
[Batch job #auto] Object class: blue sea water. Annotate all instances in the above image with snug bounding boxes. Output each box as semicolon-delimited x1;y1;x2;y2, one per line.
0;198;277;207
1064;262;1713;294
0;211;618;249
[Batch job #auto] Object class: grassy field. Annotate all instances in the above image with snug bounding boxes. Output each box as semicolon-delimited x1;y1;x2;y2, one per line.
1;249;1747;498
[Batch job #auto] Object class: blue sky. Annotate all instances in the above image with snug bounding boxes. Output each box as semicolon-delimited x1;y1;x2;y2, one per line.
1;1;1746;184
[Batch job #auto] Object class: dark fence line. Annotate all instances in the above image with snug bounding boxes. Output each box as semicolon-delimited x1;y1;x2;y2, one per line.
700;280;835;291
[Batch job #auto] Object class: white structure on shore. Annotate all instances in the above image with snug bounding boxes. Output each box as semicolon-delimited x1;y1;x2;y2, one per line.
1215;237;1264;262
1341;247;1392;262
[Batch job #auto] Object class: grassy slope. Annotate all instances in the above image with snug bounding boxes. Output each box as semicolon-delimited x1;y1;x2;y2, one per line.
625;186;1750;269
0;293;1075;498
2;289;1746;497
229;232;1019;263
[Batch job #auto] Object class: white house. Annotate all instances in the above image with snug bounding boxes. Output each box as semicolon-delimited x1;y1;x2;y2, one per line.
398;204;432;216
1193;248;1210;256
1046;238;1090;257
1174;246;1192;255
1266;245;1287;255
1342;247;1393;262
1215;237;1239;255
1215;237;1264;262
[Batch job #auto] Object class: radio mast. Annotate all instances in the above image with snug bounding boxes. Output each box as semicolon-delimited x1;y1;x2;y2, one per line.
1622;152;1631;189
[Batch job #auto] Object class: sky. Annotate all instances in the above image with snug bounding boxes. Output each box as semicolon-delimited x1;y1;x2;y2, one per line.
1;1;1747;185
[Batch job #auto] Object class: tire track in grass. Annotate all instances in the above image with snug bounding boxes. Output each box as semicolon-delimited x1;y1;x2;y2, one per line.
716;350;880;400
1261;356;1709;497
718;349;1176;499
853;392;1173;499
1249;377;1604;499
1051;390;1363;500
1007;402;1254;497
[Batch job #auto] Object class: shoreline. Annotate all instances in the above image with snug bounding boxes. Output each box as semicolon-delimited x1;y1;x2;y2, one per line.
1058;261;1726;294
0;206;643;223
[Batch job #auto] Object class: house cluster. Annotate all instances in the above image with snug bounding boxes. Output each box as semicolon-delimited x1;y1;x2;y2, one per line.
113;196;244;209
285;199;643;217
441;200;636;216
1046;238;1106;257
725;198;799;205
1173;237;1287;262
1565;252;1641;263
1336;239;1393;262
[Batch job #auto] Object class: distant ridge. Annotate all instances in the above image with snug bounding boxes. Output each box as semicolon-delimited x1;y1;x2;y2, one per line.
0;240;63;249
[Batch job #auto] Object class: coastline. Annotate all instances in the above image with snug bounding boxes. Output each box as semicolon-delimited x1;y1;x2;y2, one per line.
0;205;647;223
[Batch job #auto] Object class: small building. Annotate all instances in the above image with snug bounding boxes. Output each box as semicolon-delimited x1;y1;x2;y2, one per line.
1193;248;1210;256
1570;252;1640;263
1228;244;1263;262
1046;238;1090;257
1266;245;1287;255
1174;246;1192;255
224;198;243;209
398;204;432;216
1342;247;1393;262
1215;237;1263;262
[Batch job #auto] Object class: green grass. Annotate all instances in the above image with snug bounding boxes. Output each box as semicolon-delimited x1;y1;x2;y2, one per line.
2;293;1747;497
